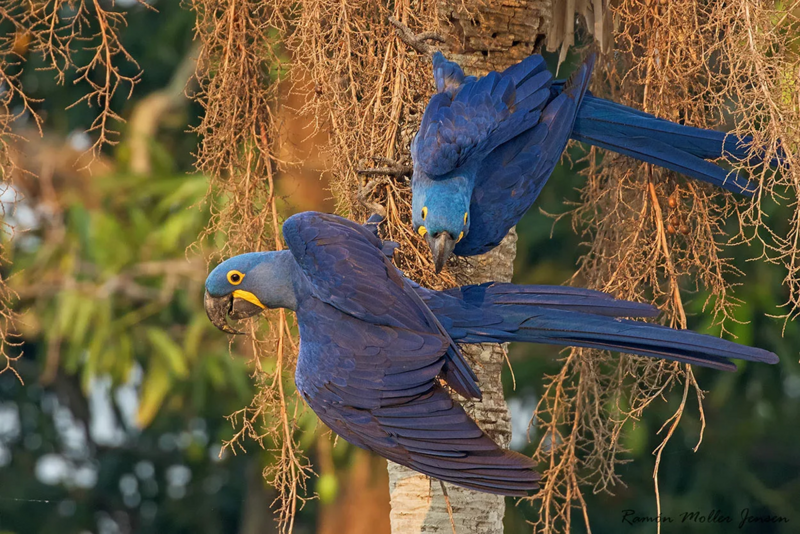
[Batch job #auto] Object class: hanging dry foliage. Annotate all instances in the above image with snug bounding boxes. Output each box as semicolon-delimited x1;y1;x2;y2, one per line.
187;1;315;529
0;0;151;381
0;0;147;160
270;1;450;289
189;0;798;531
0;0;793;531
188;2;451;528
530;2;798;533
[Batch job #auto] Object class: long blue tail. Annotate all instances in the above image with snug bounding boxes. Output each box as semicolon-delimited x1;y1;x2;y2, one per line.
571;95;767;196
426;283;779;372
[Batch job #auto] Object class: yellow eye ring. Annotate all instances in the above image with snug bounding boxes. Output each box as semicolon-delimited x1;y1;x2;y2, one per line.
463;212;468;225
417;225;428;237
227;270;244;285
422;207;428;220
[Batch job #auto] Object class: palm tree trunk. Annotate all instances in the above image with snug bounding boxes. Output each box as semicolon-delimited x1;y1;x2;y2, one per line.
387;2;550;531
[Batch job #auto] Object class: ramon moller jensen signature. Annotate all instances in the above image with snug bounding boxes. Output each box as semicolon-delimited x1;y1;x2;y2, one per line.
621;508;790;529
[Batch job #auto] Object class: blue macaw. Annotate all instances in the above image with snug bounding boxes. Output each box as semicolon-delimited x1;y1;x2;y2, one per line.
204;212;778;495
411;52;780;271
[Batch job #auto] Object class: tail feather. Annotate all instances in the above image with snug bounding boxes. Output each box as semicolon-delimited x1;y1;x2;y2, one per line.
572;129;758;195
565;93;786;196
577;97;771;163
431;283;779;371
506;310;778;371
446;282;660;318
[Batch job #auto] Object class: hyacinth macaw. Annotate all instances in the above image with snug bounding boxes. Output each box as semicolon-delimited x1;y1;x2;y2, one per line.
204;212;778;496
411;52;779;272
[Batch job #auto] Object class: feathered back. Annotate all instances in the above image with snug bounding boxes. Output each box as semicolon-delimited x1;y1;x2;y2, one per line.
412;53;553;178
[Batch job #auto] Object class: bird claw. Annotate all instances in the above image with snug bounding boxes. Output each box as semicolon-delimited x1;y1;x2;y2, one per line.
387;16;445;56
356;156;412;180
362;213;399;260
364;212;387;227
357;179;387;218
356;157;412;217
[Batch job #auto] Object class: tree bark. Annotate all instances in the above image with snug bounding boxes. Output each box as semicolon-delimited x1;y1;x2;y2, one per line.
388;232;519;534
387;4;549;533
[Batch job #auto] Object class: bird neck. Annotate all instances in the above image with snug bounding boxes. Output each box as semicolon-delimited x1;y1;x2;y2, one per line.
445;166;477;189
250;250;305;311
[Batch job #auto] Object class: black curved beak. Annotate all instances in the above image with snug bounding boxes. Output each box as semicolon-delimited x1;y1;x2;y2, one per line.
205;291;266;335
425;232;456;274
204;291;240;334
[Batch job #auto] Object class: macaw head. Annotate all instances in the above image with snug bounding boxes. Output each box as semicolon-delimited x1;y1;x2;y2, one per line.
204;251;297;334
411;174;472;273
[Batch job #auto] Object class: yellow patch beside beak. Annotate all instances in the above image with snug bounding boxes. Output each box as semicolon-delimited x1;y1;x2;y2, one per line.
232;290;266;309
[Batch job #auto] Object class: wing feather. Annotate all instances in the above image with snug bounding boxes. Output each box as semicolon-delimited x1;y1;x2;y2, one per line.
457;55;595;255
284;212;538;495
295;303;538;496
412;53;553;177
283;212;481;399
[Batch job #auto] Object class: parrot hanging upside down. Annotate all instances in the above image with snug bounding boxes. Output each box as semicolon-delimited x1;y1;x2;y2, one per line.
204;212;778;496
411;52;783;272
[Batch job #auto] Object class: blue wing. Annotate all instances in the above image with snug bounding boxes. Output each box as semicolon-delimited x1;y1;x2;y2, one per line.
284;213;538;494
412;53;552;177
294;299;538;496
424;53;769;257
283;211;481;400
455;55;596;255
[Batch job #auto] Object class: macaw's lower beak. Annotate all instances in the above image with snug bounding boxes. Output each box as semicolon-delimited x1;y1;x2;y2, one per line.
204;291;239;334
204;291;265;334
230;294;265;320
426;232;457;274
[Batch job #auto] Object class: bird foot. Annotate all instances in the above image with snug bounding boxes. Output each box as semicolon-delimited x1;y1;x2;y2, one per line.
362;213;399;259
356;156;412;180
357;179;387;218
387;16;445;56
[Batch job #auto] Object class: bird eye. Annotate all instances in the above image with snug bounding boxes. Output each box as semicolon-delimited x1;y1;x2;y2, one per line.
227;270;244;285
422;207;428;220
457;231;464;243
463;212;468;225
417;226;428;237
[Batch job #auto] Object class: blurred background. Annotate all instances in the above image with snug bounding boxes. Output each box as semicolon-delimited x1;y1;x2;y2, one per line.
0;2;798;533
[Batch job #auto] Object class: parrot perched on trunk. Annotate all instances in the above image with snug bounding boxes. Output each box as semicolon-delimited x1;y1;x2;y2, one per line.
204;212;778;496
411;52;781;272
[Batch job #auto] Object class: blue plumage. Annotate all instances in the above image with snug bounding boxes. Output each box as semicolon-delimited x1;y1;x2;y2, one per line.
411;52;781;270
204;212;778;496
